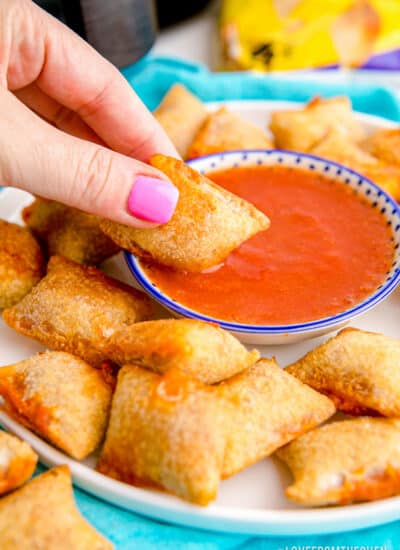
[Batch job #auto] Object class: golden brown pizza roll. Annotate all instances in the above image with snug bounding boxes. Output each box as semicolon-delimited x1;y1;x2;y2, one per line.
187;107;273;159
310;129;400;200
0;351;114;460
362;128;400;166
269;96;365;152
218;359;336;478
311;127;378;166
104;319;259;384
0;220;44;309
0;465;113;550
277;418;400;506
23;198;120;265
153;84;208;158
0;431;37;495
286;327;400;417
100;154;270;272
97;366;226;505
2;256;153;366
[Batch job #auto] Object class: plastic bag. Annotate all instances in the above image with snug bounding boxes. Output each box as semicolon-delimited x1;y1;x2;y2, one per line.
219;0;400;71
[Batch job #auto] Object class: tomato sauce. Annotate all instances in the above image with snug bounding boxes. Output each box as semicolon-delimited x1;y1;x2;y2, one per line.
142;166;394;325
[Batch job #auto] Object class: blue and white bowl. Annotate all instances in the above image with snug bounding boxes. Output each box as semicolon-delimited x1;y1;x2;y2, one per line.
125;150;400;345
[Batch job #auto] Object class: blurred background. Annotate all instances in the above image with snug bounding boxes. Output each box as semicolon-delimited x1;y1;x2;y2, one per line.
34;1;400;89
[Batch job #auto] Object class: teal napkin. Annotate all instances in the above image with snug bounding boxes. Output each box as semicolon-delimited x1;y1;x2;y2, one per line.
3;56;400;548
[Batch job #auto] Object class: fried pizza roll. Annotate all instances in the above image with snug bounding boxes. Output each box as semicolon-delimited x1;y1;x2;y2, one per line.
153;84;208;158
105;319;259;384
3;256;153;366
286;328;400;417
311;127;378;166
187;107;273;159
97;366;226;505
100;154;270;272
0;351;113;459
0;465;113;549
277;418;400;506
310;129;400;200
23;198;120;265
219;359;336;478
269;96;365;152
362;128;400;166
0;431;37;495
0;220;44;309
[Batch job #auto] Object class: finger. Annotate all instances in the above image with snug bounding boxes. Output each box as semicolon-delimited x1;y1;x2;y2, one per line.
0;90;179;228
6;1;178;160
14;83;104;144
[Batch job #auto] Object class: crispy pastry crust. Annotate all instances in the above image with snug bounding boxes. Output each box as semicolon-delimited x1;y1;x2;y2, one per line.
0;431;37;495
0;465;113;549
310;128;400;200
104;318;259;384
0;351;114;459
286;327;400;416
97;366;226;505
187;107;273;159
153;84;208;159
100;154;270;272
362;128;400;166
218;358;336;478
269;96;365;152
0;220;44;309
2;256;153;366
23;199;120;265
277;418;400;506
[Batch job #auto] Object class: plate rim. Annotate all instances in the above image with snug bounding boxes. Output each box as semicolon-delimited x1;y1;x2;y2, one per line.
1;99;400;536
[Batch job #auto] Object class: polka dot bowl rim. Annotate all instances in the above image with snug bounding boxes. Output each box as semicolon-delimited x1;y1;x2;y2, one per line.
125;150;400;340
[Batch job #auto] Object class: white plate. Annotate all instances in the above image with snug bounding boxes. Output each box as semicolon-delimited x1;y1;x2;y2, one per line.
1;100;400;536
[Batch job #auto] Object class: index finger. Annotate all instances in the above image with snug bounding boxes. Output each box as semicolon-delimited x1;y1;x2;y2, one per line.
21;3;178;160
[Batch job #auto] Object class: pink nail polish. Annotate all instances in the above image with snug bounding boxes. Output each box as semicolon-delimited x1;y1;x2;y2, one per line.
128;176;179;224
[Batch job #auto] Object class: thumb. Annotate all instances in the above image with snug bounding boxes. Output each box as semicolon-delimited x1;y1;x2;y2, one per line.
1;90;179;228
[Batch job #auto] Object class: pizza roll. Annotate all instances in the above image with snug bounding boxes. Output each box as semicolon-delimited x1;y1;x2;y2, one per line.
286;328;400;417
0;351;114;459
100;155;270;272
0;431;37;495
3;256;153;366
269;96;365;152
187;107;273;159
277;418;400;506
311;127;378;166
0;220;44;309
219;359;336;478
0;465;113;549
310;129;400;200
23;198;120;265
153;84;208;158
97;366;226;505
362;128;400;166
105;319;259;384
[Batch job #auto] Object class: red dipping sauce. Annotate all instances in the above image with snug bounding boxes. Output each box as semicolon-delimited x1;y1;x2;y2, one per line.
142;165;394;325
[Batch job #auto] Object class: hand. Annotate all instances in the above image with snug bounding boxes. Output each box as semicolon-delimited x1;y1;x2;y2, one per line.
0;0;179;227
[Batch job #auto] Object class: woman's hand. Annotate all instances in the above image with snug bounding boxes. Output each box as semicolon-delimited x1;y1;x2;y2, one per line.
0;0;179;227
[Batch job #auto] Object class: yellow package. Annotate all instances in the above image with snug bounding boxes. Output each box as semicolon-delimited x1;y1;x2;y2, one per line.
219;0;400;71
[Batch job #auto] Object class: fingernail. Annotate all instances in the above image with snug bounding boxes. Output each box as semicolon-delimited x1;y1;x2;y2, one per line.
128;176;179;224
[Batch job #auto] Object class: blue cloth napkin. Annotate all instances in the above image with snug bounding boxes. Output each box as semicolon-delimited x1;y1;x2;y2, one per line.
4;56;400;549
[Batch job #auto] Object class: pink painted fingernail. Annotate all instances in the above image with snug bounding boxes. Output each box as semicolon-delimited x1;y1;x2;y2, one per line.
128;176;179;224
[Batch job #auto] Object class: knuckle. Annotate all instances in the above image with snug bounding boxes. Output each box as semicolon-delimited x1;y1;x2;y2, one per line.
72;147;115;210
52;105;77;130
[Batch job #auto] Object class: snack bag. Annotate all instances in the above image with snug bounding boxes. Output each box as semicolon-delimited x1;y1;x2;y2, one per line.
219;0;400;71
